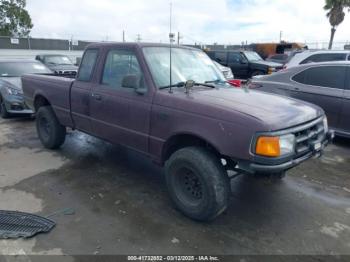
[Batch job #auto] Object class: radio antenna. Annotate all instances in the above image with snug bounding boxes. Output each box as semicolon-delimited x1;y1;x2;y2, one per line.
169;1;174;93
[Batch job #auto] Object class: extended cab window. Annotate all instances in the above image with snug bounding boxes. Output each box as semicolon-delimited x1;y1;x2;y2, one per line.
300;53;347;64
102;49;143;89
77;49;98;81
293;66;346;89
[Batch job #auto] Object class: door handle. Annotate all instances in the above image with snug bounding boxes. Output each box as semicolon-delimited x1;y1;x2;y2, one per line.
92;93;102;101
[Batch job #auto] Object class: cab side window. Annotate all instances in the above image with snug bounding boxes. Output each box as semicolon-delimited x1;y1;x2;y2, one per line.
102;49;144;89
77;49;99;82
293;66;346;89
228;52;242;64
214;52;227;64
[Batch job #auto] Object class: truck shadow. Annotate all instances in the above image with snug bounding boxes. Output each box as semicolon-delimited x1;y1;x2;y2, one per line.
333;136;350;149
54;131;309;231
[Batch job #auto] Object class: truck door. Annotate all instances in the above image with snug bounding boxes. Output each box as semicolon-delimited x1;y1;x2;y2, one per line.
89;48;152;154
289;65;345;129
338;66;350;134
71;49;99;133
226;52;249;78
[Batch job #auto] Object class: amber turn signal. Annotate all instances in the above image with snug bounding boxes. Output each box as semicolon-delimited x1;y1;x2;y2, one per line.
255;136;280;157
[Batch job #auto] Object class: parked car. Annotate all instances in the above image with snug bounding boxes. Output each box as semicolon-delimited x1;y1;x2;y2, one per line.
266;50;302;66
250;61;350;137
284;50;350;69
0;59;52;118
206;50;283;79
22;43;333;221
212;60;241;87
35;54;78;76
213;60;234;79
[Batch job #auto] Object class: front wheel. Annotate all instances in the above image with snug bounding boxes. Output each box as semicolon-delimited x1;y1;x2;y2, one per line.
0;98;10;119
36;106;66;149
165;147;230;221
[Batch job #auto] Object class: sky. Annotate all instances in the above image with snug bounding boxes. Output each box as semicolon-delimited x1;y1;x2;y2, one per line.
26;0;350;46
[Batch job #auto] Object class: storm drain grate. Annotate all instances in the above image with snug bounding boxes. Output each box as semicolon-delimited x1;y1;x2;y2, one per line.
0;210;55;239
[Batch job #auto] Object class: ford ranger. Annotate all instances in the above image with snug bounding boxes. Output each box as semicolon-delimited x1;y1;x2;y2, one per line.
22;43;334;221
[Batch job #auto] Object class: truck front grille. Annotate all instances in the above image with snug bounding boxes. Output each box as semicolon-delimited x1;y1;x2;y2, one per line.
293;118;325;157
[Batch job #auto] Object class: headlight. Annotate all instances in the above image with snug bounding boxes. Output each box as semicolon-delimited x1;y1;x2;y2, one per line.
279;134;296;155
6;86;22;96
255;134;295;157
323;117;328;134
268;67;276;74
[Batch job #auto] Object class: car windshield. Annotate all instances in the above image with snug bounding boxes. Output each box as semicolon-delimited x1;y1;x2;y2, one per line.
0;62;52;77
143;47;225;88
44;55;73;65
244;51;263;62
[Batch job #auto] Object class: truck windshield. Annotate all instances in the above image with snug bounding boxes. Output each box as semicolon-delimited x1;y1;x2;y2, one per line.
44;55;73;65
0;62;52;77
244;52;263;62
143;47;225;88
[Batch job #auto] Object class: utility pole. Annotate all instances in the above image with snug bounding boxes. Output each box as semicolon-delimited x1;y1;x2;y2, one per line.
70;35;74;51
177;32;181;45
136;34;142;42
280;31;283;43
122;30;125;42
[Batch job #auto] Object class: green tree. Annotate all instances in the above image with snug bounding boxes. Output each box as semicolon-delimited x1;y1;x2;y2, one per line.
0;0;33;37
324;0;350;49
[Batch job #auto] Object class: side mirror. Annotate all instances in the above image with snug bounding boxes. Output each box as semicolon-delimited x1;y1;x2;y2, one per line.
121;74;147;95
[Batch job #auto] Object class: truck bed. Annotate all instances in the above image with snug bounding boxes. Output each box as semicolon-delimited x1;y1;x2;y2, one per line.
22;74;75;127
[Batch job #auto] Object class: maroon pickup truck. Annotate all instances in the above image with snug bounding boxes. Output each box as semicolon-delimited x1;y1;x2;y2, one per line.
22;43;333;221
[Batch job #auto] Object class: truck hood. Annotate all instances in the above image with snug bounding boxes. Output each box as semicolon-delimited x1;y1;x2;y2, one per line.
173;87;323;131
47;64;78;72
251;60;283;68
0;77;22;90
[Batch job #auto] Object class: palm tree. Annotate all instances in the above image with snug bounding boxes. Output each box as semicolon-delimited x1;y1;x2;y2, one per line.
324;0;350;49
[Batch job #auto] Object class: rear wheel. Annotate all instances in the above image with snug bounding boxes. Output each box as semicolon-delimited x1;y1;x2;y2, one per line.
36;106;66;149
0;97;10;119
165;147;230;221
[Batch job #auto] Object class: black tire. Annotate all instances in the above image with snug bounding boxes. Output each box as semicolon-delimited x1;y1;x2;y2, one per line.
251;71;264;77
165;147;230;221
36;106;66;149
0;97;10;119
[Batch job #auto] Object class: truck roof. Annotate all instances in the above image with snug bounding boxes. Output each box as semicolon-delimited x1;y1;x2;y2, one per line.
85;42;200;51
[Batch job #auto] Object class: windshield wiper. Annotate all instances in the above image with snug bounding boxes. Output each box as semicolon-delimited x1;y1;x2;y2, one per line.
159;81;185;90
205;79;226;85
193;82;216;88
159;81;216;90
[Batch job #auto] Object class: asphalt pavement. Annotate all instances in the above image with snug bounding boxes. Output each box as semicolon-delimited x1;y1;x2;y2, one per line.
0;117;349;257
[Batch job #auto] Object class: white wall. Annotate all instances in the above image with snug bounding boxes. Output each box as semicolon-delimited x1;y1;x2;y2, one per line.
0;49;84;64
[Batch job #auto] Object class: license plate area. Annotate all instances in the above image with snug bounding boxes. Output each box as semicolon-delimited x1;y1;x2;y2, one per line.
312;142;322;152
